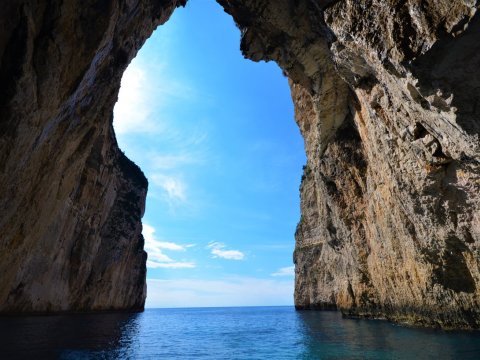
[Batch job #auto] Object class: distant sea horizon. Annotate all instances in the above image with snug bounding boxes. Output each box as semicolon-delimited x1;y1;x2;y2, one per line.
146;304;295;310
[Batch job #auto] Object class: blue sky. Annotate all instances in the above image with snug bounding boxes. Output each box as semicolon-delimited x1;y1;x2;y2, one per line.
113;0;305;307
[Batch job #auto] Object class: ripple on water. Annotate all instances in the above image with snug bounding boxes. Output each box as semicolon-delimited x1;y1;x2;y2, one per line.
0;307;479;359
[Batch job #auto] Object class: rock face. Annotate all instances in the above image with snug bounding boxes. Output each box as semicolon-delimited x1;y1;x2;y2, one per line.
0;0;186;312
219;0;480;329
0;0;479;328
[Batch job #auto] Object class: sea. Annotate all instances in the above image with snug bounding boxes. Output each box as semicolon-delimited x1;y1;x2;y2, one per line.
0;306;479;359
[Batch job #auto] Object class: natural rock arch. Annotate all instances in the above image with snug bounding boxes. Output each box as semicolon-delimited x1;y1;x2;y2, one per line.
0;0;479;329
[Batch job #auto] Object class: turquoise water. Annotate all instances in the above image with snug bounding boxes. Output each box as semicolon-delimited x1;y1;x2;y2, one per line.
0;306;479;359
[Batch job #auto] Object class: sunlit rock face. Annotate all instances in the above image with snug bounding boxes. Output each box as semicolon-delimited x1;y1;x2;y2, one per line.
1;0;479;328
0;0;186;312
218;0;480;329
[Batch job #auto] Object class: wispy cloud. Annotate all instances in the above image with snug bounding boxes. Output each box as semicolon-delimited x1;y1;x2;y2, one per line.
150;174;187;203
146;277;293;308
143;224;195;269
207;242;245;260
113;57;197;136
271;265;295;277
145;129;211;212
147;261;195;269
112;29;217;218
150;152;201;170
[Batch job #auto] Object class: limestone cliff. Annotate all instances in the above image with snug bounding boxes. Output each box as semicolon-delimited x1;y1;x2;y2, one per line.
218;0;480;329
1;0;479;329
0;0;186;312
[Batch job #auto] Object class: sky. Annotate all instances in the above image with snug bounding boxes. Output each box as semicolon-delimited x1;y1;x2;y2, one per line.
113;0;306;308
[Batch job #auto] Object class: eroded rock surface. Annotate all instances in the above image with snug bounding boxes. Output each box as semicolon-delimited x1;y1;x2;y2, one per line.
1;0;479;328
0;0;186;312
219;0;480;329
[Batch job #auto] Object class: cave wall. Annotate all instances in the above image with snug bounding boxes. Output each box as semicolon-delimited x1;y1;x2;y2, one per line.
0;0;186;312
218;0;480;329
1;0;479;328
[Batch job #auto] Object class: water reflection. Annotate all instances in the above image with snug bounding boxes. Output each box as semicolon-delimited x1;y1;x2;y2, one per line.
0;312;140;359
297;310;480;359
1;308;480;359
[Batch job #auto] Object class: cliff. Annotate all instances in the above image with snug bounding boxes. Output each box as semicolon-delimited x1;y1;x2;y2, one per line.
1;0;479;328
0;0;186;312
218;0;480;329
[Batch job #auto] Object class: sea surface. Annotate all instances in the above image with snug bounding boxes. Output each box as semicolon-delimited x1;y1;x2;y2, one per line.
0;306;479;359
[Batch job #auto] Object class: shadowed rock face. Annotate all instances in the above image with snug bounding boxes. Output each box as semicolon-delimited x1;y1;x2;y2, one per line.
0;0;186;312
0;0;479;328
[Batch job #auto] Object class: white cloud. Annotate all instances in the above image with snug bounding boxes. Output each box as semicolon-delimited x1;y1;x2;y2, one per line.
207;242;245;260
271;265;295;277
150;174;187;202
112;44;213;216
143;224;195;269
156;241;186;251
146;277;294;308
147;261;195;269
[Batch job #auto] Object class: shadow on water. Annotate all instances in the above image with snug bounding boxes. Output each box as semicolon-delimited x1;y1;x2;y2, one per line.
0;312;142;359
296;310;480;359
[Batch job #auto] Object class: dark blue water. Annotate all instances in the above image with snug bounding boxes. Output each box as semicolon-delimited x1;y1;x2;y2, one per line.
0;307;479;359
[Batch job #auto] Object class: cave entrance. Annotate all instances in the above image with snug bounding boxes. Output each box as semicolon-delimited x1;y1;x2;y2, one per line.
113;0;305;308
